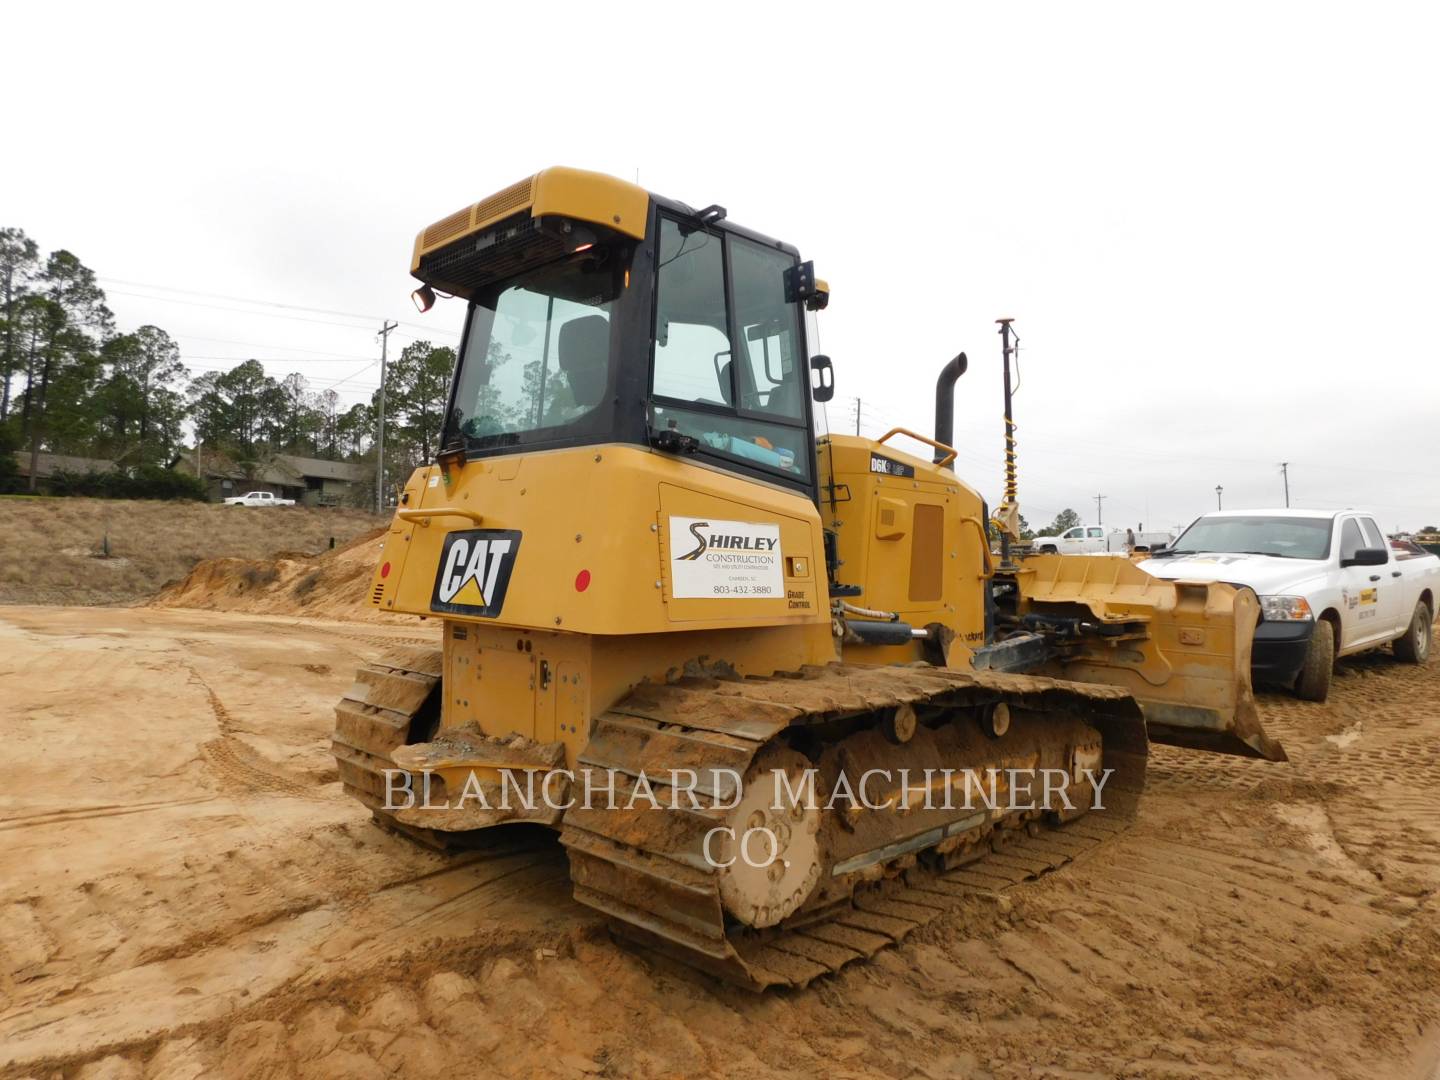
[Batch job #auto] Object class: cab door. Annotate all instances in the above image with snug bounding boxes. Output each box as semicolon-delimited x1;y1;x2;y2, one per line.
1060;527;1085;553
1336;517;1387;649
1359;517;1405;635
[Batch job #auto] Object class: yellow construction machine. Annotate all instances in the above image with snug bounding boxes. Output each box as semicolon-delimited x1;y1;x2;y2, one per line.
332;166;1284;988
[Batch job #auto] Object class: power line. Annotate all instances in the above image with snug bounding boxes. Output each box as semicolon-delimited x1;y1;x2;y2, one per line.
182;357;388;371
104;284;462;338
101;276;461;339
106;288;395;332
100;277;394;323
316;359;381;394
174;333;379;359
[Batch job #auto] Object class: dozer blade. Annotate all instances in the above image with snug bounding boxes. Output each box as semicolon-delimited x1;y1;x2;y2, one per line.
1018;554;1287;762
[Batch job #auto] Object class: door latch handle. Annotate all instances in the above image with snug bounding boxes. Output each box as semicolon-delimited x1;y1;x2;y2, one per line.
1368;574;1381;582
1391;570;1402;577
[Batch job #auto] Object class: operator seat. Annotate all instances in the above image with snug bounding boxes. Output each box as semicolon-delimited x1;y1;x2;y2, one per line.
718;359;734;406
557;315;610;409
764;370;802;418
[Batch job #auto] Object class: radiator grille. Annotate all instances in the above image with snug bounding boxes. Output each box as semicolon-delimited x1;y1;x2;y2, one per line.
472;177;533;229
371;583;386;606
418;212;568;295
422;207;472;249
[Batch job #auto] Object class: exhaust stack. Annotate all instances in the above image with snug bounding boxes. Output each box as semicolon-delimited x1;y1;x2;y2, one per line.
932;352;968;467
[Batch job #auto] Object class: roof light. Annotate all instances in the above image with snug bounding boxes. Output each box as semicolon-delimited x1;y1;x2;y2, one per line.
411;285;436;313
572;242;594;253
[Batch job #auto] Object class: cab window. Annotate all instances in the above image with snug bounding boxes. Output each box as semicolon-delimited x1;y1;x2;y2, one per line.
1087;527;1104;538
1339;519;1365;562
652;221;729;404
730;237;805;420
1064;528;1083;539
449;243;628;450
650;218;810;481
1359;517;1387;554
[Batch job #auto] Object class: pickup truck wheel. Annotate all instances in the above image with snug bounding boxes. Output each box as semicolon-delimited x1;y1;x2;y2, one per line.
1293;618;1334;702
1039;545;1057;554
1393;601;1432;664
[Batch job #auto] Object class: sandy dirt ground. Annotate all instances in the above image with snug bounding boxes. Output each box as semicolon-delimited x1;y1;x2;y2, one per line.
2;605;1438;1080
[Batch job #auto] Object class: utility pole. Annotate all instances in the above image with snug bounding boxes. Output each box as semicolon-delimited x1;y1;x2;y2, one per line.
997;318;1019;568
1094;493;1106;527
854;396;861;436
375;320;398;514
1216;484;1224;510
1280;462;1290;507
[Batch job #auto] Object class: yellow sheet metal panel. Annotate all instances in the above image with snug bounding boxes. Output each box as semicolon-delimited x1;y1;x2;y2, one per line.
411;166;649;272
445;628;537;740
908;503;945;602
379;443;831;637
433;620;840;773
657;482;824;624
365;467;431;612
818;434;988;650
530;166;649;240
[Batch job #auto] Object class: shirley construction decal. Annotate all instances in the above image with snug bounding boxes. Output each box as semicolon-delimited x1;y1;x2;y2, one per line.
669;516;784;599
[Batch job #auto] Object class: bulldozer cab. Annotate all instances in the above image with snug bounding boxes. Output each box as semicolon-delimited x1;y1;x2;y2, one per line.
425;169;821;502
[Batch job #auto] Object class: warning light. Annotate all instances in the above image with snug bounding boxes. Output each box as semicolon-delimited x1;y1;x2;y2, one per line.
574;569;591;592
380;562;391;579
572;242;593;253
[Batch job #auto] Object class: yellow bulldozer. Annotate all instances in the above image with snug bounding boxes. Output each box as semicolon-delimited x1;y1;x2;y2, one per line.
332;166;1284;988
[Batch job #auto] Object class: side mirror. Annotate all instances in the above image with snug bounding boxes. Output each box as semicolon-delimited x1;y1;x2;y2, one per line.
1341;546;1388;567
810;355;834;402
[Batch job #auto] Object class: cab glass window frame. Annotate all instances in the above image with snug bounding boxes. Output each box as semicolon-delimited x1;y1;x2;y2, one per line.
647;212;814;491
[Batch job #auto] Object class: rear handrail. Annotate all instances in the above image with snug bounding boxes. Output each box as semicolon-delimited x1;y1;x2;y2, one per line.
395;507;484;527
959;516;995;579
876;427;958;468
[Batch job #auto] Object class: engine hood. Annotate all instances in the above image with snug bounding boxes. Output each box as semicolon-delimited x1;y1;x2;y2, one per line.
1137;552;1327;595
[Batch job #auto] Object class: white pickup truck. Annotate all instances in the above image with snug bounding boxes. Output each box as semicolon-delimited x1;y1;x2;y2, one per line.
1139;509;1437;701
1032;524;1174;555
222;490;296;507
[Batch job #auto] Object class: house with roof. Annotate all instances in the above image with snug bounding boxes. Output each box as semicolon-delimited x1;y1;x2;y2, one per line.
169;449;369;507
12;451;118;490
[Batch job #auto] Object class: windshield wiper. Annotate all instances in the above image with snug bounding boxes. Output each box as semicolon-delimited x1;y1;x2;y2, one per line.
1235;550;1300;559
1147;548;1197;558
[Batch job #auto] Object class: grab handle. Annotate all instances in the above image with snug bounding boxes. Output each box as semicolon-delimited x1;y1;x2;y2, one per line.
395;508;485;527
876;427;958;468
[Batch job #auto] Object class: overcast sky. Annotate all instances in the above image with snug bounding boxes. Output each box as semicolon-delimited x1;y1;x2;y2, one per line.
6;2;1437;530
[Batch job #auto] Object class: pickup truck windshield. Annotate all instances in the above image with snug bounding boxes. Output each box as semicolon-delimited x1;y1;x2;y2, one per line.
1171;515;1332;559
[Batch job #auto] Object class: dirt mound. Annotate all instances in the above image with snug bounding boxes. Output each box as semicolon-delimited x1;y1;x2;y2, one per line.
154;526;394;622
0;496;386;606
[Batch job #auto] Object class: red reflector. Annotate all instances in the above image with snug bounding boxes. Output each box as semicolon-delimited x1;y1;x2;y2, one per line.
380;562;391;579
574;569;591;592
